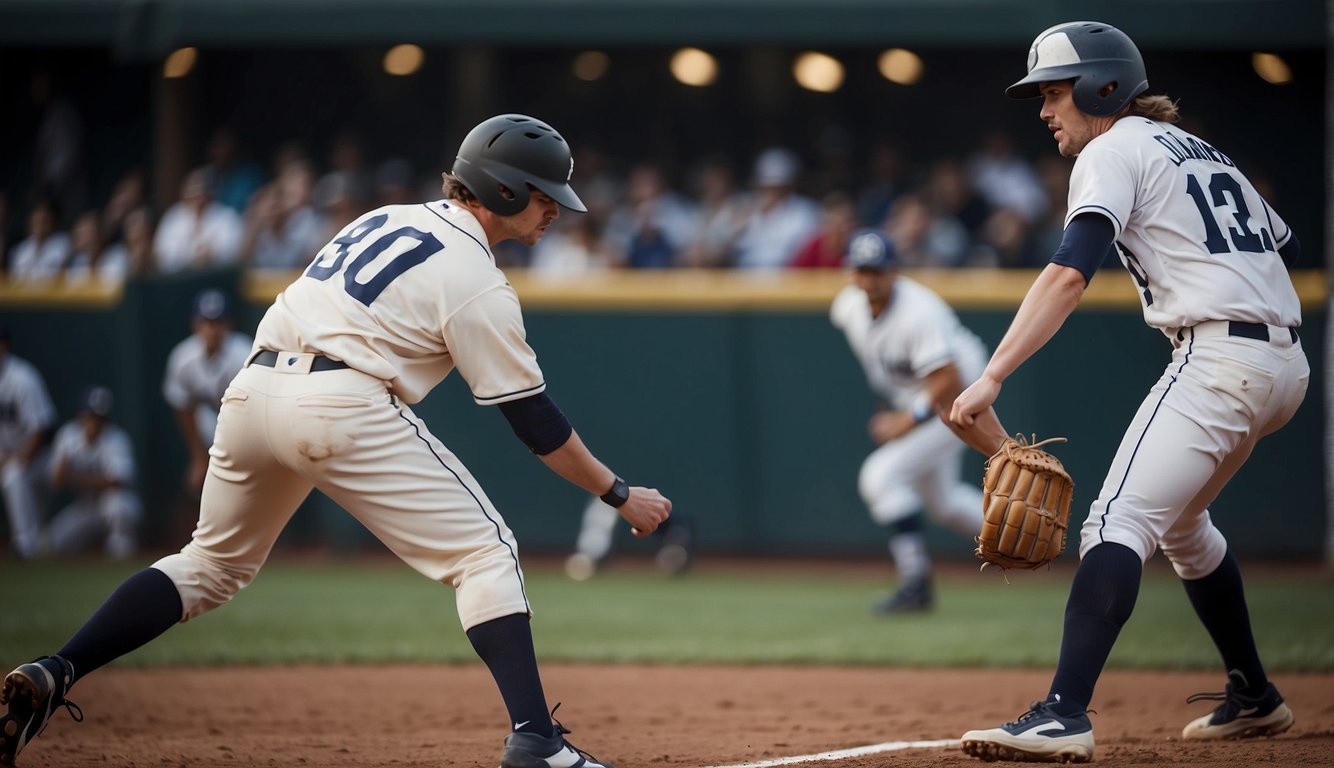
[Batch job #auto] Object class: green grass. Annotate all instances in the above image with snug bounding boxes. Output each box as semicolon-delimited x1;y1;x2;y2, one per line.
2;556;1332;671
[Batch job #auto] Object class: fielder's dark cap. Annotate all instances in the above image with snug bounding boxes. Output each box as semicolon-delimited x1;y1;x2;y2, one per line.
193;289;231;321
845;228;899;271
78;385;115;418
0;324;9;343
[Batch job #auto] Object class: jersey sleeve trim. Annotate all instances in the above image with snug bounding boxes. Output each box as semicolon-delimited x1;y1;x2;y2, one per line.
474;381;547;406
1065;204;1122;234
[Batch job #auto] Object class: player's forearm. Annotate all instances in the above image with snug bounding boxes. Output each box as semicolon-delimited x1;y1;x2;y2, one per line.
536;430;618;497
982;263;1085;384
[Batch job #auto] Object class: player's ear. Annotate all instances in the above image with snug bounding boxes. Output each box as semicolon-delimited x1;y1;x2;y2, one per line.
498;183;516;201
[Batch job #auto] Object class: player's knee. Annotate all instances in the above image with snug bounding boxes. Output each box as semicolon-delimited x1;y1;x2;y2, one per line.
152;549;260;620
1161;525;1227;580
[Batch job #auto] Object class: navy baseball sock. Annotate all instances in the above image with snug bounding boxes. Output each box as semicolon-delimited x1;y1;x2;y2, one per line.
467;613;553;737
1181;549;1268;696
57;567;183;684
1047;543;1141;716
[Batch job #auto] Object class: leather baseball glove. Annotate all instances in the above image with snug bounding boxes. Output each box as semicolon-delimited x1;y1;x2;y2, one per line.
977;434;1074;571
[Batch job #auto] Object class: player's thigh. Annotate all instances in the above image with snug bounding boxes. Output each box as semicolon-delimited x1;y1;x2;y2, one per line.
185;377;314;568
1081;351;1263;560
305;397;526;596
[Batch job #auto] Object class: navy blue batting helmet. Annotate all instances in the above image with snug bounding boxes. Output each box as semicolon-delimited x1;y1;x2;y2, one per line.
1007;21;1148;116
844;229;898;271
451;114;586;217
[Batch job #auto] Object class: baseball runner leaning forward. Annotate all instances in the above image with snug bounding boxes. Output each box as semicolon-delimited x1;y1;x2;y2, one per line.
949;22;1307;763
831;229;986;613
0;113;671;768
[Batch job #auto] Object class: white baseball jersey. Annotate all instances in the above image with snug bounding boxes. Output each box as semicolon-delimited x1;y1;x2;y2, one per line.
46;419;141;558
0;354;56;459
153;200;546;632
162;331;255;443
1068;117;1300;334
1065;117;1308;579
252;200;544;405
0;353;57;557
830;278;985;533
831;279;988;411
50;420;137;498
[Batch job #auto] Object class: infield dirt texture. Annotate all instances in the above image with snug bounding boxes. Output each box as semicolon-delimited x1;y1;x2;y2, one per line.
18;664;1334;767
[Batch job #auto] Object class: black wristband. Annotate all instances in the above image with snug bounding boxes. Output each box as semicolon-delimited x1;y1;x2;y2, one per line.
600;476;630;508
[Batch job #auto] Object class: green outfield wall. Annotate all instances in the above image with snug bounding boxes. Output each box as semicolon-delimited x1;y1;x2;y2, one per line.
2;267;1327;561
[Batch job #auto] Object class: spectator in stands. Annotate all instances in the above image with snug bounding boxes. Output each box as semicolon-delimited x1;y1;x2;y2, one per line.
680;156;750;269
116;207;157;278
602;163;698;269
43;385;141;559
101;168;148;247
884;192;970;269
921;158;992;252
791;191;858;269
8;196;70;284
204;127;267;214
374;158;417;207
732;147;821;270
856;141;907;228
241;157;325;269
966;131;1049;226
152;167;244;274
312;168;369;252
528;213;611;277
30;70;87;221
64;210;132;286
316;128;373;209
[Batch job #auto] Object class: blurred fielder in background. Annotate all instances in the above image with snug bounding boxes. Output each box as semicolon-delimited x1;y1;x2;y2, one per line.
43;385;141;559
831;228;987;613
0;325;56;561
162;289;254;498
950;21;1307;763
1;113;671;768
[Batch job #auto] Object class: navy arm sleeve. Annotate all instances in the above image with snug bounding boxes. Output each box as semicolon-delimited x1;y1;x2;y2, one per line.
1279;230;1301;268
1049;212;1117;285
498;391;574;456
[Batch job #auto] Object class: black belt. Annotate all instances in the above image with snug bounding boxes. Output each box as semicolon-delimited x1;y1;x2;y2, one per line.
249;349;350;372
1227;321;1298;344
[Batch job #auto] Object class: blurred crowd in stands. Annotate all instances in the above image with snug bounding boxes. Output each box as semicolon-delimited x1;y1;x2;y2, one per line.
2;111;1083;285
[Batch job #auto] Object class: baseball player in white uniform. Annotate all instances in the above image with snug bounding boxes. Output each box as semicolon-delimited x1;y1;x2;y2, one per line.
0;326;57;561
1;114;671;768
950;22;1307;763
43;386;141;559
831;229;986;613
162;289;254;495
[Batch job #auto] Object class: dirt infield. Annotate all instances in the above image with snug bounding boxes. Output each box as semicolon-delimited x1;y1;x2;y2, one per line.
18;664;1333;767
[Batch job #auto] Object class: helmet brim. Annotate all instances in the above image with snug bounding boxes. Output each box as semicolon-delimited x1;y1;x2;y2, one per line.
1005;63;1092;99
534;181;587;213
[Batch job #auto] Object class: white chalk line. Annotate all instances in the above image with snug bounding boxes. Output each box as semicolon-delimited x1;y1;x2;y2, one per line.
700;738;960;768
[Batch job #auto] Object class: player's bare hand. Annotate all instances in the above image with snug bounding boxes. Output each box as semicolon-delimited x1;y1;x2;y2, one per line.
868;410;913;444
950;375;1001;428
621;486;671;537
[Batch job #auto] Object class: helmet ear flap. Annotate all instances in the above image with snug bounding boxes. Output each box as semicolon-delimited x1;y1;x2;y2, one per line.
453;157;530;216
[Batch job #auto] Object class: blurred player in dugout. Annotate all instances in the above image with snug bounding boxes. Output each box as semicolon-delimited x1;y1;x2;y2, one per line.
0;324;57;560
43;385;142;559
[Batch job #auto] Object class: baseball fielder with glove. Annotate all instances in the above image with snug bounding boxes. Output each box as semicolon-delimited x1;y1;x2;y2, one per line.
948;21;1307;763
0;114;670;768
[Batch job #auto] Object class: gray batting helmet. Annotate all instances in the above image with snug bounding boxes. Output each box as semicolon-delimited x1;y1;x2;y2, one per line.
451;114;586;216
1007;21;1148;116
